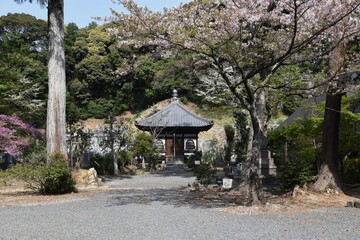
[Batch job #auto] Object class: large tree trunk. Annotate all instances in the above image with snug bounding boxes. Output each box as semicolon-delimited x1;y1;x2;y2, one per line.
46;0;67;161
313;42;347;192
313;93;343;192
240;88;267;205
247;113;266;205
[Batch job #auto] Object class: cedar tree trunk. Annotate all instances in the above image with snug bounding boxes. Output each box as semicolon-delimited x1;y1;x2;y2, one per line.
46;0;67;161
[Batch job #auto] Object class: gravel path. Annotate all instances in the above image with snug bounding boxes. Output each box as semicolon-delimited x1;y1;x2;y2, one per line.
0;165;359;240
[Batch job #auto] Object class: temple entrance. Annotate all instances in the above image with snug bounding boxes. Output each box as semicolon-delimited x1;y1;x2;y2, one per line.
175;137;184;156
165;137;184;159
165;138;174;157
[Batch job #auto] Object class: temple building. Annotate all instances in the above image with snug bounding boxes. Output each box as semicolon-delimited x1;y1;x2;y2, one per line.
135;90;213;163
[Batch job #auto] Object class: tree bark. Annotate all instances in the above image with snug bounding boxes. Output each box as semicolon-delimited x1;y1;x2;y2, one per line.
113;149;119;175
46;0;67;161
313;93;343;192
240;88;267;205
313;42;347;192
247;112;266;205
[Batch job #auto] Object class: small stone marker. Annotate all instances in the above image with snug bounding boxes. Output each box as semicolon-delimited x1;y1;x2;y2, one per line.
222;178;233;189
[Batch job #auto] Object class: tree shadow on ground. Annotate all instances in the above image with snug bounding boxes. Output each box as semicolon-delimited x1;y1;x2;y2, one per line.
154;165;195;178
105;187;242;209
101;175;135;184
152;170;195;178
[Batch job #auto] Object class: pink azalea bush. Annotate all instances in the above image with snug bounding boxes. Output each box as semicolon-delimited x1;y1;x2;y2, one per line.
0;114;42;160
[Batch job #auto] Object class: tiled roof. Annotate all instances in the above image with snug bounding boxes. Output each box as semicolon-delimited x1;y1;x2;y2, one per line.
135;99;213;131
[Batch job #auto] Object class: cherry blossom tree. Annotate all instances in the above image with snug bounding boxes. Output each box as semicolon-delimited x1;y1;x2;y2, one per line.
110;0;359;204
0;115;42;160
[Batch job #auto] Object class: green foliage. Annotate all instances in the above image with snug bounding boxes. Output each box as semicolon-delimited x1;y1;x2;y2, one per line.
269;65;325;111
0;13;47;127
100;115;130;153
277;158;313;189
202;138;224;168
100;114;130;175
233;111;249;163
90;151;133;175
1;13;218;121
131;132;159;171
131;132;154;154
224;124;235;165
343;158;360;184
192;163;216;186
118;150;132;167
64;23;204;116
338;96;360;161
269;94;360;187
67;123;93;169
87;99;116;119
90;153;113;175
268;117;323;189
4;155;75;194
186;150;216;185
22;139;47;165
186;150;202;170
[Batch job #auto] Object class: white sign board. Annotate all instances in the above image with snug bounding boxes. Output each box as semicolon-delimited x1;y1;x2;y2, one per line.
222;178;233;189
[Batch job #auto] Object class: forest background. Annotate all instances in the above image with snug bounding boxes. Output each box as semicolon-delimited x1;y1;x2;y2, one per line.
0;13;221;127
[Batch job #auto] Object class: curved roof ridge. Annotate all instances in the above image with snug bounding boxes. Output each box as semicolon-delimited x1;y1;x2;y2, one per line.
135;99;213;131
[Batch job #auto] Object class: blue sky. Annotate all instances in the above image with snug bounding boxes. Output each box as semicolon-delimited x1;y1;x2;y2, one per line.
0;0;190;28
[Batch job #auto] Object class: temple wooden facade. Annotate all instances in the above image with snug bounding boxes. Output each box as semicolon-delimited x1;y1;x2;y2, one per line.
135;90;213;163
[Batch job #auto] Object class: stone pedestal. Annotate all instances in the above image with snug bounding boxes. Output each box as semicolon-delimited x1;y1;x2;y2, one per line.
260;150;277;176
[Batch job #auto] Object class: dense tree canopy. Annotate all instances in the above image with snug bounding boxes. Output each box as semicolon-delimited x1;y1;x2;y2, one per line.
0;12;206;128
0;13;47;126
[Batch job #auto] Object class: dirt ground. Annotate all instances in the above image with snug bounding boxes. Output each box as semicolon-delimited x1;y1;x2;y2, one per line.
0;178;99;207
1;175;359;214
214;187;360;215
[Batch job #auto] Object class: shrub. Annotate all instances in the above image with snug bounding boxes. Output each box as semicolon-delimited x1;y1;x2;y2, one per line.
186;150;202;170
90;152;134;175
192;163;216;186
22;139;47;165
118;150;132;167
277;158;313;190
6;154;75;194
186;151;216;185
